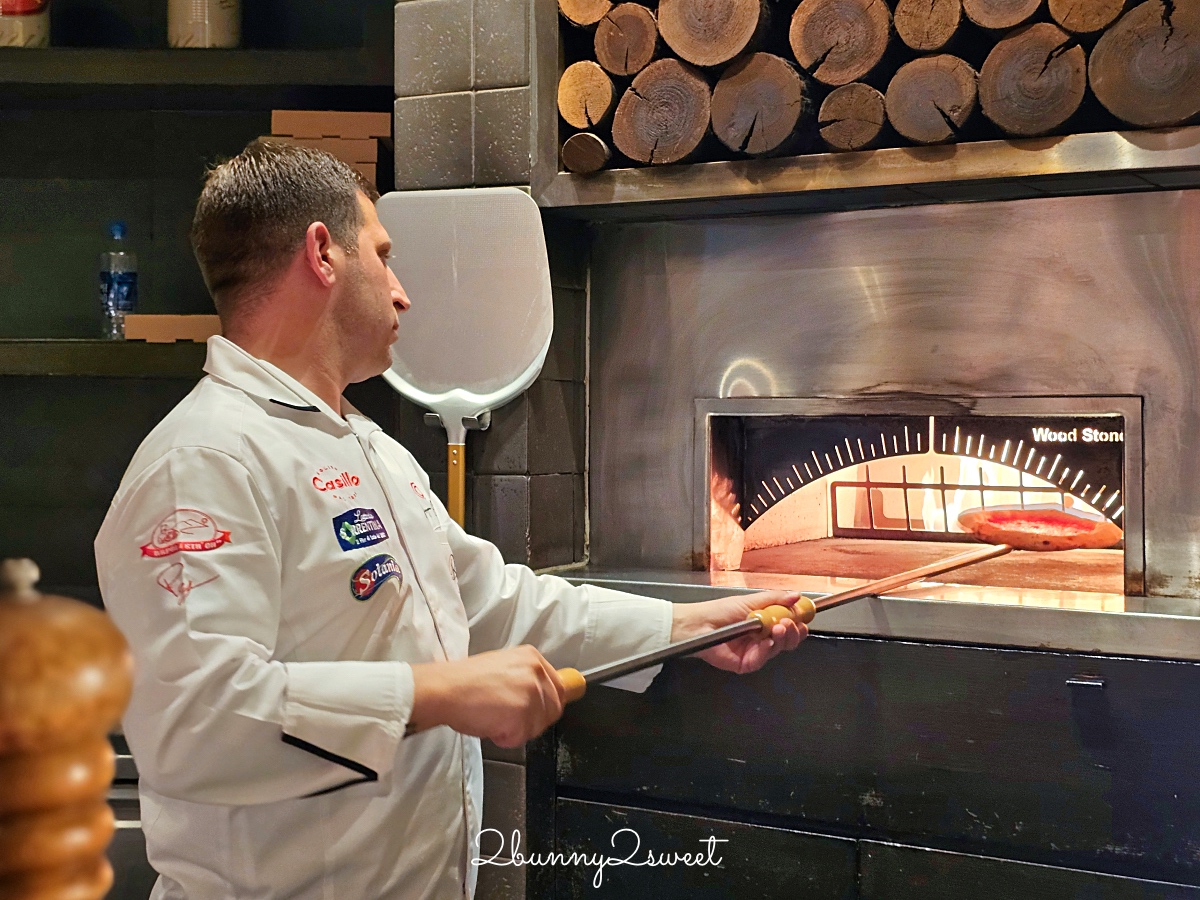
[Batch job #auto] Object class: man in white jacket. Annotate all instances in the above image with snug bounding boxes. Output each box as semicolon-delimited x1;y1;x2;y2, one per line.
95;139;806;899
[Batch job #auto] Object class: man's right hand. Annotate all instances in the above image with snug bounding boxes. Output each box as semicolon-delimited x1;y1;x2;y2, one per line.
409;645;566;747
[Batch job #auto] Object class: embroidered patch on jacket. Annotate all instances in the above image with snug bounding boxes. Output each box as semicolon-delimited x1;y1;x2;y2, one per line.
141;509;232;558
155;561;218;605
410;481;426;501
333;508;389;552
351;554;402;601
312;465;361;502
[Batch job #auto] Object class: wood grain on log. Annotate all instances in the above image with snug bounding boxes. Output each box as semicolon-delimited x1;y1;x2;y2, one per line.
595;3;659;76
1090;0;1200;127
980;22;1085;135
712;52;807;154
559;0;614;27
558;60;617;130
819;82;887;149
612;58;712;163
561;132;613;173
962;0;1042;30
895;0;962;51
1048;0;1126;33
658;0;768;67
885;53;978;143
789;0;892;86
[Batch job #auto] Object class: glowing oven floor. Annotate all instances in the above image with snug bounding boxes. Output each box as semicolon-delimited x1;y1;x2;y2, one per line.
738;538;1124;595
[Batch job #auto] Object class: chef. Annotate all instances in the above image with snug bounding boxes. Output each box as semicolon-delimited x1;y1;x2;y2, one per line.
94;139;807;900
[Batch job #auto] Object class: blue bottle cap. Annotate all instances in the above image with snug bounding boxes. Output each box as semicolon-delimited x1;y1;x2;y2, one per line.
109;221;128;240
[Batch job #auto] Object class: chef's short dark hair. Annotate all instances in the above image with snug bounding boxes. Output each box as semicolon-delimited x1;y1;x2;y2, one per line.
191;138;379;316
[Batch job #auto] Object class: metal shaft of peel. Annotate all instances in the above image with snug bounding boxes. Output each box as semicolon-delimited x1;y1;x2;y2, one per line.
812;543;1013;613
579;619;764;685
578;542;1014;688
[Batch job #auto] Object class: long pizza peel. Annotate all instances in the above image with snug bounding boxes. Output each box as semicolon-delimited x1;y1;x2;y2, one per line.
375;188;553;526
555;543;1014;700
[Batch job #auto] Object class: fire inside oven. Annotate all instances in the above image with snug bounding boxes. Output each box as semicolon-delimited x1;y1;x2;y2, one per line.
707;406;1138;608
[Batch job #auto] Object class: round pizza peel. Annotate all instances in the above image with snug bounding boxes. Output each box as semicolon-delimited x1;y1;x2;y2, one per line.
375;188;553;527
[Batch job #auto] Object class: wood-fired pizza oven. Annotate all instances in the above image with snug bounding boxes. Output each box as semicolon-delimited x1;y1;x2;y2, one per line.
699;397;1143;607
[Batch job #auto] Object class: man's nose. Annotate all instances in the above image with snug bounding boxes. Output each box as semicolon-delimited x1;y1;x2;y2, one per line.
389;267;411;310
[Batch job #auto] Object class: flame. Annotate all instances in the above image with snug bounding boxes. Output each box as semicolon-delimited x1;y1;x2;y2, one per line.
919;466;943;533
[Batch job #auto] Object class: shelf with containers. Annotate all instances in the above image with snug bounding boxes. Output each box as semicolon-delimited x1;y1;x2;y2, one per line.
0;0;395;606
0;338;206;377
0;0;394;342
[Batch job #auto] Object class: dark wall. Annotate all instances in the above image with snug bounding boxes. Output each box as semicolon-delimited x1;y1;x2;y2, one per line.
0;375;200;600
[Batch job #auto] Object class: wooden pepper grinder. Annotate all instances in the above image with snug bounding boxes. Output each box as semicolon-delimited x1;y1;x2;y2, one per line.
0;558;133;900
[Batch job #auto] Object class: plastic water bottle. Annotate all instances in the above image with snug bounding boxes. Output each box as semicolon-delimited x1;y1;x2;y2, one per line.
99;221;138;339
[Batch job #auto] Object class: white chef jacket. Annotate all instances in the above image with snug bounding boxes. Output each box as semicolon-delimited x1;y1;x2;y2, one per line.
94;336;673;900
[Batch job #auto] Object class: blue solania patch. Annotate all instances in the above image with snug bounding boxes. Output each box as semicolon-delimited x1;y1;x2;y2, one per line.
350;554;402;601
333;507;389;552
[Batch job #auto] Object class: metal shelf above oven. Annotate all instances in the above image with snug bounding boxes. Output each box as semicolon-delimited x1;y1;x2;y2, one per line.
533;126;1200;223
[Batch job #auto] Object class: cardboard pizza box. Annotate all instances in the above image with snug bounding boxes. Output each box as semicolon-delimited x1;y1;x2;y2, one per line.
124;315;222;344
271;110;392;140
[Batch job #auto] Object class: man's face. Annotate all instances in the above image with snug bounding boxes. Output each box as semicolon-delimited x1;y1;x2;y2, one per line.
338;193;410;381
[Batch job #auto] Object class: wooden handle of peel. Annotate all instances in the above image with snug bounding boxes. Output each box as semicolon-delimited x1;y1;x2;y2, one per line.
447;444;466;527
750;598;817;631
557;667;587;703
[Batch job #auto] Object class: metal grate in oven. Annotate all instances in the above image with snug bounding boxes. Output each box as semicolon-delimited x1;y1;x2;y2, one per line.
830;464;1123;542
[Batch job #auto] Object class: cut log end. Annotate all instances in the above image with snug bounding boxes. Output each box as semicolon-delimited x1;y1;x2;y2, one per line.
885;54;979;144
558;61;617;130
595;3;659;76
980;23;1085;137
894;0;962;52
962;0;1042;30
712;53;808;155
561;132;613;174
789;0;893;86
559;0;614;28
658;0;768;67
612;58;712;164
1090;0;1200;128
819;82;887;150
1048;0;1126;33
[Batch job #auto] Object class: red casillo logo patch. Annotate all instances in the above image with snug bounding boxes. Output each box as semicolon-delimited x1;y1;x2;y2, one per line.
312;465;361;502
141;509;231;558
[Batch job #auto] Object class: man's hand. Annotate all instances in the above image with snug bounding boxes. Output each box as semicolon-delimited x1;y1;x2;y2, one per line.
409;646;566;748
671;591;808;675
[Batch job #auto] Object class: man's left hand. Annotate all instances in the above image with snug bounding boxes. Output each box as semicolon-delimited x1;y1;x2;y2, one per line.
670;591;808;675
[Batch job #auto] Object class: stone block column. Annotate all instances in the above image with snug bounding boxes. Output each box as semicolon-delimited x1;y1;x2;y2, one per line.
393;0;533;189
391;3;588;897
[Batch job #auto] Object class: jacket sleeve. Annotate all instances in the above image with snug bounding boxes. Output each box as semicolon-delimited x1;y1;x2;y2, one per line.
95;447;411;805
420;475;673;692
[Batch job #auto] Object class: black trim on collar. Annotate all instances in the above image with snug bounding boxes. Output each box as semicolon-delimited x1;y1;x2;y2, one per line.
281;732;379;797
270;399;321;413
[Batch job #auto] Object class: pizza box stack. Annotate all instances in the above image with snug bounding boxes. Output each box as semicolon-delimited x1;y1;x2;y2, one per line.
268;110;393;190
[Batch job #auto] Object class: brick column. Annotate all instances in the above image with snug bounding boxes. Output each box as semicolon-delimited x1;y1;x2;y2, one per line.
393;0;533;189
392;0;588;571
390;7;588;897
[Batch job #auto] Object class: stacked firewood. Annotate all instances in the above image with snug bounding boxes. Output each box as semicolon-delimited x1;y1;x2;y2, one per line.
556;0;1200;173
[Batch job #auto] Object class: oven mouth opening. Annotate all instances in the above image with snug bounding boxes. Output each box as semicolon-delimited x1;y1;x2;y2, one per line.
701;400;1143;611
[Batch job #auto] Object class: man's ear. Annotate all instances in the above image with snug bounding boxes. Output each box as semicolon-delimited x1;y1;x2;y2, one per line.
304;221;337;288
